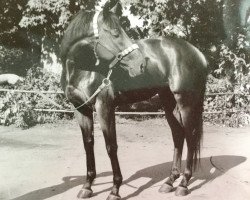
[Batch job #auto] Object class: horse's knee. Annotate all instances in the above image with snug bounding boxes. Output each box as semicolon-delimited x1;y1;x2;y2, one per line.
83;136;94;148
106;144;118;156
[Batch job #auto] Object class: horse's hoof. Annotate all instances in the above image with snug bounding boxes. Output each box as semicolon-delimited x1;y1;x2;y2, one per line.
106;194;121;200
158;183;173;193
77;188;93;199
175;186;189;196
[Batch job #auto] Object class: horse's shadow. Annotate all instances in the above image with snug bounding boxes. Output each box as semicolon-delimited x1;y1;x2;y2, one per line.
11;155;246;200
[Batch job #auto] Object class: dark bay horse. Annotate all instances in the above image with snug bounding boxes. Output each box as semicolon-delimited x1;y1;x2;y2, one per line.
60;1;207;200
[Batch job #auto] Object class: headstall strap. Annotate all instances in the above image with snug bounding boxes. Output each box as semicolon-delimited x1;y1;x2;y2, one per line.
108;44;139;69
93;11;100;39
120;44;139;57
93;11;101;65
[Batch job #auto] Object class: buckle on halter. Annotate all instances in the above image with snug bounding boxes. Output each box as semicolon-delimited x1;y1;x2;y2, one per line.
109;54;123;69
102;78;111;87
98;78;111;90
116;53;123;60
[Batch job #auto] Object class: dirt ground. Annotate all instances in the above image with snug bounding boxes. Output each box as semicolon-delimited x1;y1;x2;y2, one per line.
0;118;250;200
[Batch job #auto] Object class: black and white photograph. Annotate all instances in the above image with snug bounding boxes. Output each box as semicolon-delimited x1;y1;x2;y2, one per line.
0;0;250;199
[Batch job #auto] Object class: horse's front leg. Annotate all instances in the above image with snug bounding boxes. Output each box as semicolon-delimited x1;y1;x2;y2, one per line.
74;108;96;199
95;96;122;200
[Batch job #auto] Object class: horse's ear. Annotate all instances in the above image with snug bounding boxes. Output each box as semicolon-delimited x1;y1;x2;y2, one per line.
103;0;122;18
110;2;122;16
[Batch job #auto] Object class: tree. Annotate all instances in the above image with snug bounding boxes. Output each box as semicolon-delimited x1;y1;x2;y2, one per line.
20;0;97;60
0;0;33;75
0;0;97;75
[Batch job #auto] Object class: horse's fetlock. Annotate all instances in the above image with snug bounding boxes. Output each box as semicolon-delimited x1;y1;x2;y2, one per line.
171;168;181;178
87;171;96;179
183;172;192;180
113;175;123;185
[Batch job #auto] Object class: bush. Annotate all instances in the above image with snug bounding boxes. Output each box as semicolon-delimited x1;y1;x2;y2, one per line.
204;75;250;127
0;67;73;128
205;34;250;127
0;66;249;128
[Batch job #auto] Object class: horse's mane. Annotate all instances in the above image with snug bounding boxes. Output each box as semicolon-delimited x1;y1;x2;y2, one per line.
60;10;95;61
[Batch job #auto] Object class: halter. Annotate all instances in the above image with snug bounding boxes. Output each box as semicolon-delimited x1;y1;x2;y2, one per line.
92;10;140;69
65;10;141;111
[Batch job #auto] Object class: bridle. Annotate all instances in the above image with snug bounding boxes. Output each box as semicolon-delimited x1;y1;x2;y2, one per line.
66;10;141;111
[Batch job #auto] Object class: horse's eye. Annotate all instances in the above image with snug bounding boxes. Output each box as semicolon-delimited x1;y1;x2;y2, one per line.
111;29;120;37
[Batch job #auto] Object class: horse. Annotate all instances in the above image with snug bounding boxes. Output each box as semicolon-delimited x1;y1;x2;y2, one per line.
60;1;207;200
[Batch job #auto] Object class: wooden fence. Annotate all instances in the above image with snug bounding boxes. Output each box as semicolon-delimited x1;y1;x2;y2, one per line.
0;88;249;115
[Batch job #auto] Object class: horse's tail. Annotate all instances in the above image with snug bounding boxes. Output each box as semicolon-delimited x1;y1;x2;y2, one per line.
192;86;206;170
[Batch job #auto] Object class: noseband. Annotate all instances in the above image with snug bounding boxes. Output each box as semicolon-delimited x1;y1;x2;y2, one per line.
92;10;140;69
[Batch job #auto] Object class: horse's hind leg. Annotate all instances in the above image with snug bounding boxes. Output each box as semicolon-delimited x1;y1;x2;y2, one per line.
174;92;203;196
158;88;185;193
95;96;122;200
74;108;96;199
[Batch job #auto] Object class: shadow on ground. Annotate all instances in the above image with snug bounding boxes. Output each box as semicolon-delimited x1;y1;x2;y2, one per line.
11;155;246;200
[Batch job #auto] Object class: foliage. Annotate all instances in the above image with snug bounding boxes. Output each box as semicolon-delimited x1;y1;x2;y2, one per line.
0;0;43;75
0;45;33;75
129;0;224;44
0;71;249;128
0;0;97;73
0;0;249;127
215;34;250;86
204;75;250;127
0;67;73;128
0;0;27;46
19;0;96;59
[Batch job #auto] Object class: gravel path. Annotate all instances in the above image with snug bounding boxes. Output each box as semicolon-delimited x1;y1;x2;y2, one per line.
0;118;250;200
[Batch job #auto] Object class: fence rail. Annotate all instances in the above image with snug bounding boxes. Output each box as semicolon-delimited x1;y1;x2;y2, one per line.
0;88;64;94
1;88;249;96
33;109;246;115
1;88;249;115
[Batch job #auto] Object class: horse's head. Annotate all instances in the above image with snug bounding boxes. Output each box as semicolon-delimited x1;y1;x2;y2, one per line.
93;0;145;77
